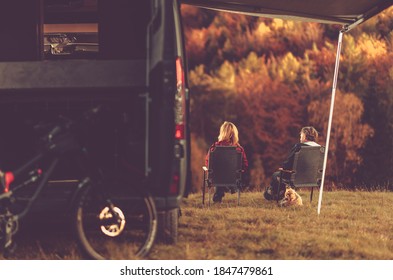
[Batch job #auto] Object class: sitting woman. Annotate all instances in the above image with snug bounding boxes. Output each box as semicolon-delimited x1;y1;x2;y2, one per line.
264;126;320;201
205;121;248;203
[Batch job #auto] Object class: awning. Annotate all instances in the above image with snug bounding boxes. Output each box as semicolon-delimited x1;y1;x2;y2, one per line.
181;0;393;29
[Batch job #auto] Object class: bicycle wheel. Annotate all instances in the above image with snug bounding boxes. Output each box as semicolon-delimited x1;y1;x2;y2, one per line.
73;183;157;259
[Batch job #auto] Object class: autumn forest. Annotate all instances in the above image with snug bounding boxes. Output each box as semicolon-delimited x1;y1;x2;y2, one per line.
180;5;393;192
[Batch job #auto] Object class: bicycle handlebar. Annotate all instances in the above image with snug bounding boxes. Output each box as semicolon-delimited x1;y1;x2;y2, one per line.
43;105;103;143
1;104;104;182
47;125;62;141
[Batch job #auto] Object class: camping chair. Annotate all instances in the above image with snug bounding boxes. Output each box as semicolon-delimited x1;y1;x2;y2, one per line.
277;145;325;203
202;146;244;206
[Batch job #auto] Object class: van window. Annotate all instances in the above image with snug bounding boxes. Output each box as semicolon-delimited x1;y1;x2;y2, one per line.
43;0;150;60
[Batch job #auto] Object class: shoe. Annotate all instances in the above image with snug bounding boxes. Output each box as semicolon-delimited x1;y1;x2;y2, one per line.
263;185;286;201
213;192;224;203
263;186;274;201
264;186;279;201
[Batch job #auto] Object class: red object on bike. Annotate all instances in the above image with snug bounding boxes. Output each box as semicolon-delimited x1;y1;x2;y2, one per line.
4;172;14;193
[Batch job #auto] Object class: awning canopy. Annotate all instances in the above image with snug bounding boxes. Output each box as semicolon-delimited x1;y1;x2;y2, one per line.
181;0;393;29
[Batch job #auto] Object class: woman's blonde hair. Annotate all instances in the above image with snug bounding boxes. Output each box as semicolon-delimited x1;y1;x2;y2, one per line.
301;126;319;142
218;121;239;145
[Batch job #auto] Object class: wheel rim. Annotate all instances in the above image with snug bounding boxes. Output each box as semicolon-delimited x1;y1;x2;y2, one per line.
99;206;126;237
75;186;157;260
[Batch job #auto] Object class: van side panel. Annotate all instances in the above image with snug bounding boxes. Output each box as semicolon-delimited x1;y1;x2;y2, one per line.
0;0;43;61
98;0;150;59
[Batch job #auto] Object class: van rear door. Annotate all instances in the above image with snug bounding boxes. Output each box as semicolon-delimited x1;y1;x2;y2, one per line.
147;0;189;208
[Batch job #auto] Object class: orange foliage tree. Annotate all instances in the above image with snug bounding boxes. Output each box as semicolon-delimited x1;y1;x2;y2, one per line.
308;91;374;185
234;52;306;187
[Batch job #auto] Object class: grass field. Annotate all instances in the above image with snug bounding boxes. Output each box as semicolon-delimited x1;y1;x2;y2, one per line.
2;190;392;260
149;190;393;260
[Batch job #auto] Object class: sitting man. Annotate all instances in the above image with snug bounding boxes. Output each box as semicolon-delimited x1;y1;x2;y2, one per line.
264;126;320;201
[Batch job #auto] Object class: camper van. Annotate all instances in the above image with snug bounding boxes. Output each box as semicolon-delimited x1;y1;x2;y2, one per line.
0;0;190;245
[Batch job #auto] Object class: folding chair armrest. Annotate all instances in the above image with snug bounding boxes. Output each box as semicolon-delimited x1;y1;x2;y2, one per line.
202;166;211;185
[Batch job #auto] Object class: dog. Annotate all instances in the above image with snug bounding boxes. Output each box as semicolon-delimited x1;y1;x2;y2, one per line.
279;187;303;207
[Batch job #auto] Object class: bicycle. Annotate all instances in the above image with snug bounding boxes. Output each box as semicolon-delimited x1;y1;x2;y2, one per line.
0;105;157;259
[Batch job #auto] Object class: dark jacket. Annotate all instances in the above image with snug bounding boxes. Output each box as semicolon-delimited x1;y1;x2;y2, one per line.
281;141;320;170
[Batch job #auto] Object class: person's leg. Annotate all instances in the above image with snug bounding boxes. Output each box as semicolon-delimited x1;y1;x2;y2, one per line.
264;171;285;200
273;171;287;199
213;187;225;202
263;185;274;201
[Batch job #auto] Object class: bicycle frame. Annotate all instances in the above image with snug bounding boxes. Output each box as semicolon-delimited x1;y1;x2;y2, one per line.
0;117;80;253
0;152;61;251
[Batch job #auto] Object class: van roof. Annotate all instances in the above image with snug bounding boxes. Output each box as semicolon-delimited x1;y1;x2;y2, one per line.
182;0;393;29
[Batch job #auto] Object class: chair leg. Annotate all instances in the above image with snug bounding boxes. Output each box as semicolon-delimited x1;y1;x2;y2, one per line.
237;188;240;206
277;172;282;204
208;187;211;207
202;172;206;205
310;187;314;203
202;184;206;205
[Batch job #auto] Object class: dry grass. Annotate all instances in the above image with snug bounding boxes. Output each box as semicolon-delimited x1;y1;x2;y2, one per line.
148;190;393;260
2;190;392;260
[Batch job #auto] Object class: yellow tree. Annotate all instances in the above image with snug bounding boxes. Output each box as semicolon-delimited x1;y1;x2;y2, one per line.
235;52;306;186
308;91;374;185
188;61;239;191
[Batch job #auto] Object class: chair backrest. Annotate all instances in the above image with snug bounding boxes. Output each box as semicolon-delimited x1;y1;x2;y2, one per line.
208;146;242;187
290;145;325;188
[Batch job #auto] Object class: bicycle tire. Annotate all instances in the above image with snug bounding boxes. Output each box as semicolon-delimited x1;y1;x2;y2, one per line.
73;183;157;259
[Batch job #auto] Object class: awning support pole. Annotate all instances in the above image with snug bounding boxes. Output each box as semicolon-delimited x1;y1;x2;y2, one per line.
317;27;347;215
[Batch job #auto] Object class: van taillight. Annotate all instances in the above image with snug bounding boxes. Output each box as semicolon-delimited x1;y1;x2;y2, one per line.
175;124;184;140
169;173;179;194
176;57;185;87
175;57;186;140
